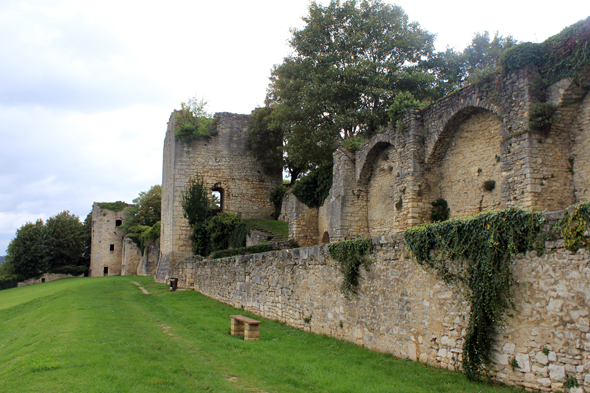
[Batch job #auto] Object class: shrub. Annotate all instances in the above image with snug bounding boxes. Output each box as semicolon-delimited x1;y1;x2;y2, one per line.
206;212;250;252
501;42;544;72
174;96;218;142
430;198;450;222
529;103;557;135
291;165;333;208
483;180;496;192
388;92;422;124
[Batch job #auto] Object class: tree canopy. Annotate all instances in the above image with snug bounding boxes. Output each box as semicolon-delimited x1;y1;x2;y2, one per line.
119;185;162;252
266;0;441;168
4;211;90;282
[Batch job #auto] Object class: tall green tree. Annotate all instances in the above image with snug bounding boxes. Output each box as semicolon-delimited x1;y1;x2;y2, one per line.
247;107;307;183
267;0;440;168
5;219;47;279
461;31;517;77
44;211;87;275
120;185;162;232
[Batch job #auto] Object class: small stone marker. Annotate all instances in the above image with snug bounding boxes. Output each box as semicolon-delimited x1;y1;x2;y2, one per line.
230;315;261;341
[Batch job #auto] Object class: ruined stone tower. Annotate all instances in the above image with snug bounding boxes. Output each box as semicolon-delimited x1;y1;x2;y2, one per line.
158;112;282;279
89;202;128;277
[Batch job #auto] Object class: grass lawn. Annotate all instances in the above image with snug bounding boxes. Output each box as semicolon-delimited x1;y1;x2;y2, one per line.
0;276;521;393
243;219;288;239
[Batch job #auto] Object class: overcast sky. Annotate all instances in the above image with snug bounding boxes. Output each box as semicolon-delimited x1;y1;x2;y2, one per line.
1;0;588;254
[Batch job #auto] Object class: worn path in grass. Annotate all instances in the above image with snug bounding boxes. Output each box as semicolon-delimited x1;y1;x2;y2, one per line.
0;276;521;393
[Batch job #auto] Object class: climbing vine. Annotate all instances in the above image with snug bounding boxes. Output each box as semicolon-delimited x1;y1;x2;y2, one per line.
558;202;590;252
404;208;546;380
329;239;373;296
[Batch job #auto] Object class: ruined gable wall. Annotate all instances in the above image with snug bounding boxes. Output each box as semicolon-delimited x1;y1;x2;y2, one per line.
89;203;126;277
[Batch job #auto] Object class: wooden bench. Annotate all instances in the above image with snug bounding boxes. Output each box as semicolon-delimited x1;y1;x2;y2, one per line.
230;315;261;341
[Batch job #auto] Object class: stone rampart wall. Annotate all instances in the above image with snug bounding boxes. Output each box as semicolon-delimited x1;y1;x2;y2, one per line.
17;273;83;287
166;236;590;392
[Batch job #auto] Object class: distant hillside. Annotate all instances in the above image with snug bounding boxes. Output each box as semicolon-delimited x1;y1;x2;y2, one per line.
0;256;4;264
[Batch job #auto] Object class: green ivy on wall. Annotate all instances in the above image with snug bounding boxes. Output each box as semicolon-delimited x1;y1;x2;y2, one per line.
404;208;546;380
329;238;373;296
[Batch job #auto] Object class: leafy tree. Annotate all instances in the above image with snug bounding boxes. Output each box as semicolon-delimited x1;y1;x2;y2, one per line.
120;185;162;231
461;31;517;77
82;212;92;267
5;220;47;278
247;107;307;183
291;164;333;208
44;211;87;275
119;185;162;251
267;0;440;168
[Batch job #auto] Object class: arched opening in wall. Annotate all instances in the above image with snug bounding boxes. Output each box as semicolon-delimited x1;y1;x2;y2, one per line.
212;188;223;215
364;144;402;236
321;231;330;244
103;267;108;276
115;219;122;227
427;107;504;219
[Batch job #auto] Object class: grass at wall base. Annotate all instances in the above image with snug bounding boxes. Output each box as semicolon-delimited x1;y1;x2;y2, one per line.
0;276;522;393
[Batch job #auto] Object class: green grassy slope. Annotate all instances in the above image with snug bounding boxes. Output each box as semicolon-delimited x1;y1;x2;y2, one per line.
0;276;520;393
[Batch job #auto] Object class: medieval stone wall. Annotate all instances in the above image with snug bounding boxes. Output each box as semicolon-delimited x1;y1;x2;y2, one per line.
89;202;127;277
121;237;141;275
17;273;83;287
165;234;590;392
573;91;590;203
428;110;504;218
297;69;590;245
159;111;282;279
137;239;159;276
283;192;318;247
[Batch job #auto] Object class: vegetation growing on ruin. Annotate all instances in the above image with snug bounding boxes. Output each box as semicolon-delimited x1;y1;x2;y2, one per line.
181;175;250;256
502;17;590;85
329;238;373;296
291;165;333;208
388;92;423;124
174;95;218;143
557;202;590;252
97;201;127;212
528;103;557;134
430;198;450;222
404;208;546;380
243;219;288;239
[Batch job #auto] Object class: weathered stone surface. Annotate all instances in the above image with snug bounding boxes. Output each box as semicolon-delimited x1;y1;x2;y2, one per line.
159;111;281;281
163;235;589;393
89;202;129;277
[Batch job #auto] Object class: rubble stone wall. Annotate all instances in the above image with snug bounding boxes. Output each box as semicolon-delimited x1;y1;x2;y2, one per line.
168;235;590;392
89;202;127;277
